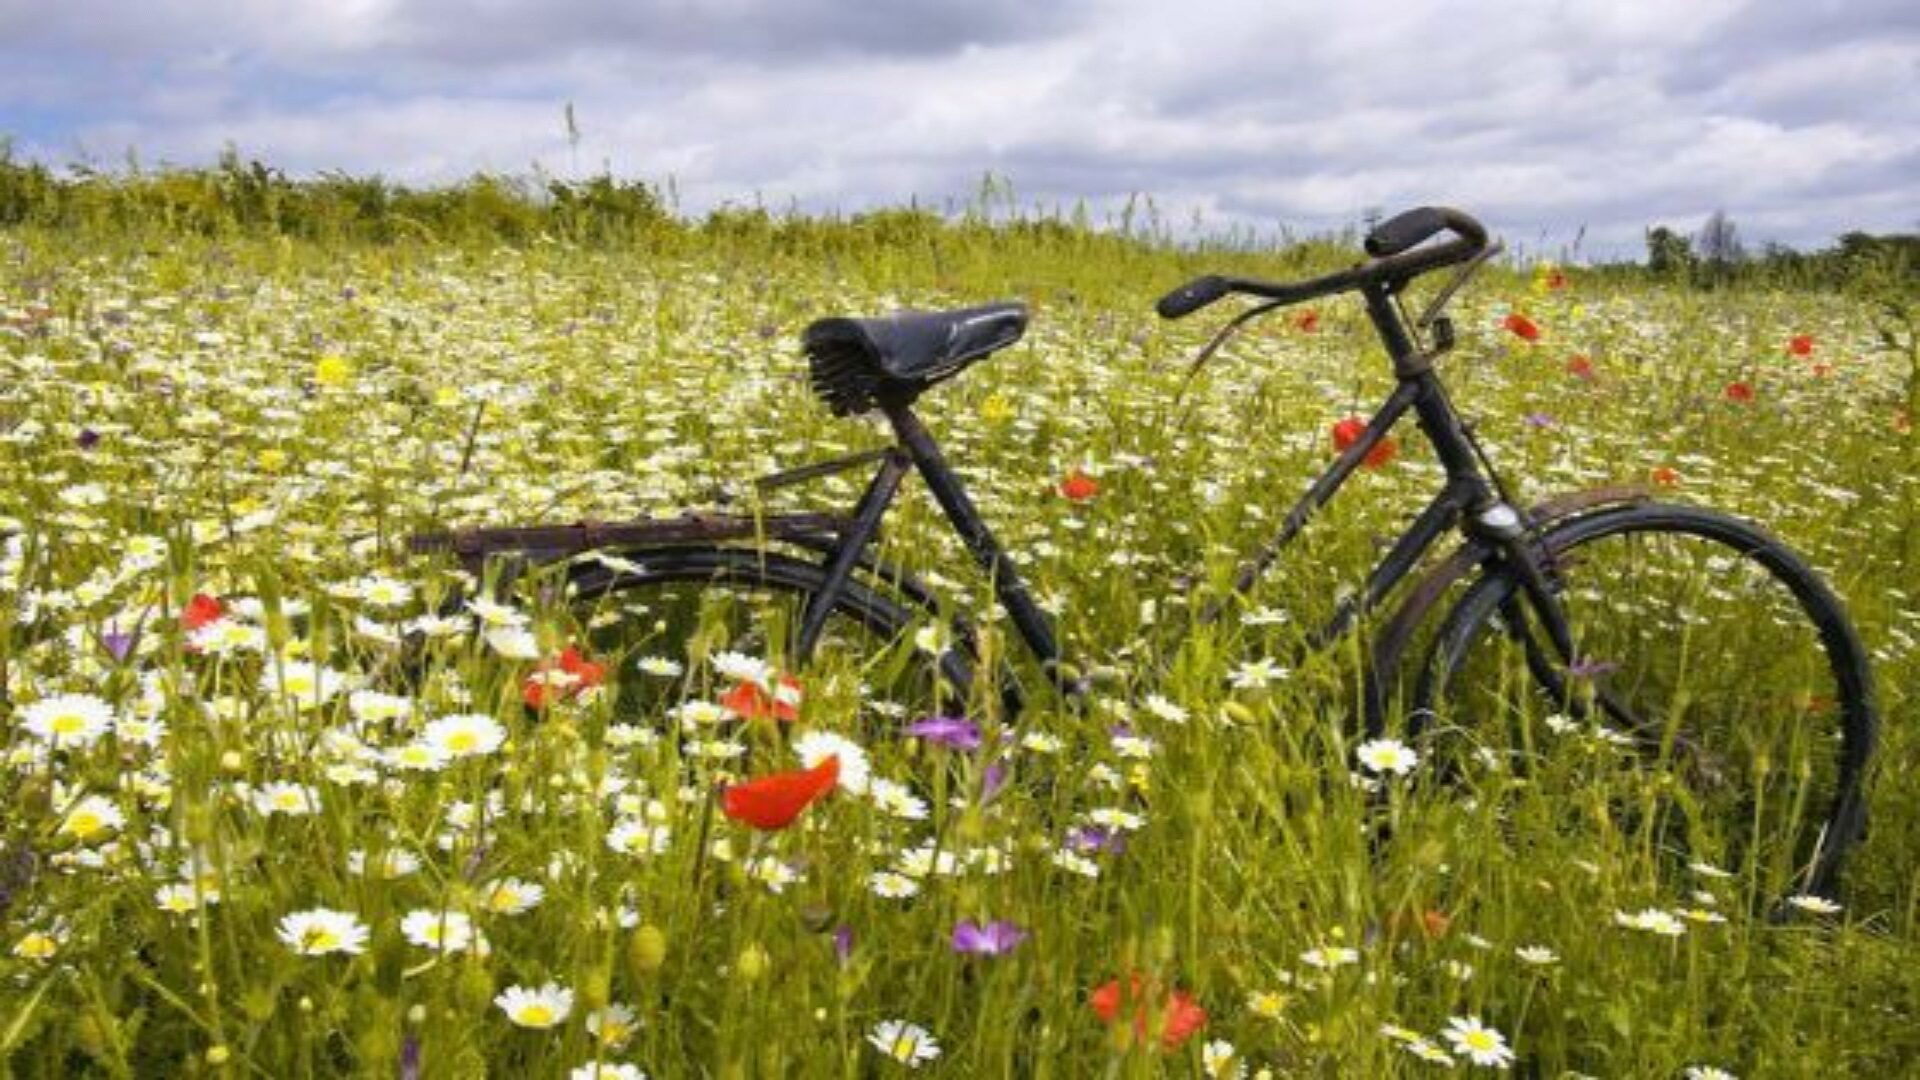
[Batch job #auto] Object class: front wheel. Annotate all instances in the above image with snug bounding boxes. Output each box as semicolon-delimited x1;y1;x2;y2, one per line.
1405;504;1875;902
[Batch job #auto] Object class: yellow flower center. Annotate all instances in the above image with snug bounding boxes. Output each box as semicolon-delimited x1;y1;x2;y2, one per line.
517;1005;553;1026
301;928;340;952
1464;1031;1496;1052
50;712;87;735
66;812;103;836
447;732;478;753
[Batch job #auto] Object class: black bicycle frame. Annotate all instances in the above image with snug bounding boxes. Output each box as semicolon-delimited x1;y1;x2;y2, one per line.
788;279;1544;694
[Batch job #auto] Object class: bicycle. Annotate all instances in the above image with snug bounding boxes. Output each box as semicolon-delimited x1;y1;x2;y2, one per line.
412;206;1877;901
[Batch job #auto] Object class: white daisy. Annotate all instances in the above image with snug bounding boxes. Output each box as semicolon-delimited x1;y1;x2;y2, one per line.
1300;945;1361;970
383;741;451;772
482;877;545;915
400;909;483;954
1786;894;1842;916
485;625;541;659
58;794;126;841
21;693;115;749
636;655;683;677
1355;738;1420;776
264;661;351;706
495;982;574;1029
1515;944;1559;965
711;650;771;688
1442;1015;1515;1069
867;1019;940;1068
1144;694;1190;724
606;819;673;857
569;1065;646;1080
422;713;507;758
1228;657;1290;689
793;730;870;795
868;871;921;899
354;575;414;608
467;597;527;629
189;619;268;655
252;782;322;817
586;1003;639;1049
868;778;929;821
1613;908;1686;936
674;700;735;728
277;908;371;956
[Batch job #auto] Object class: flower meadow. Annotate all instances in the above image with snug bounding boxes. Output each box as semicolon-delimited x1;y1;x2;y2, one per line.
0;217;1916;1078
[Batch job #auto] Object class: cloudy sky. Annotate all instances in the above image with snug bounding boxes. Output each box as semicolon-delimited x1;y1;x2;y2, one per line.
3;0;1915;258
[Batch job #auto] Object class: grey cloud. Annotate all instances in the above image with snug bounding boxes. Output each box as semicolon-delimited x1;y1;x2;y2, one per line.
3;0;1916;258
373;0;1096;65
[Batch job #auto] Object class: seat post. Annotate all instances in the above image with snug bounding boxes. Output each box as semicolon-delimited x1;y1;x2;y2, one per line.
880;401;1061;669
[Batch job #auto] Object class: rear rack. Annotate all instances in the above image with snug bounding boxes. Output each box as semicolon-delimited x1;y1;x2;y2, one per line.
409;511;856;568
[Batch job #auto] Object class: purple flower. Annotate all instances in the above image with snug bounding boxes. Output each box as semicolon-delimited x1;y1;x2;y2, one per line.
399;1035;421;1080
76;428;100;451
1067;826;1127;855
907;715;980;751
981;761;1010;801
951;919;1027;956
1524;412;1556;428
833;925;855;964
100;628;137;662
1566;656;1620;679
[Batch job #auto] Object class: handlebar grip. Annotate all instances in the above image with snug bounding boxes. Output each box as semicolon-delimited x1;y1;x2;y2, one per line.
1364;206;1487;258
1156;274;1232;319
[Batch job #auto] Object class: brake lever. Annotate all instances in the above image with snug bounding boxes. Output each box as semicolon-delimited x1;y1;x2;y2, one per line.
1171;297;1286;405
1415;239;1504;332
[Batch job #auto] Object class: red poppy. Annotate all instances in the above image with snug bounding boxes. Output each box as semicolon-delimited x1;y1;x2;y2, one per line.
1293;309;1320;333
1331;417;1398;468
1060;470;1099;502
721;673;804;722
1565;355;1595;380
1545;269;1569;290
1503;313;1541;342
181;593;225;632
1788;334;1814;357
1651;466;1681;487
721;755;839;830
1724;381;1755;403
1089;972;1208;1051
1812;362;1833;378
522;646;608;709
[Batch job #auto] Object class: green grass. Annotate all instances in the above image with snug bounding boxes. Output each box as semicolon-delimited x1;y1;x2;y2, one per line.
0;215;1915;1079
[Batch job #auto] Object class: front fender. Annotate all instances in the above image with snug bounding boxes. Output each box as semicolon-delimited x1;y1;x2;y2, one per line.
1365;485;1649;728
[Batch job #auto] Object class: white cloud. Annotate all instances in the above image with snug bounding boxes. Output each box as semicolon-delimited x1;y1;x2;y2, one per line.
4;0;1916;257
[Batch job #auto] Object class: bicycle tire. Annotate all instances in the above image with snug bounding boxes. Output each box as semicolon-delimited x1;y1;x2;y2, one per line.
561;546;980;729
1399;503;1875;901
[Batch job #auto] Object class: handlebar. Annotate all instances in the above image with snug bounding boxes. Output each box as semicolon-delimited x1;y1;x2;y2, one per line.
1365;206;1486;257
1154;275;1232;319
1155;205;1488;319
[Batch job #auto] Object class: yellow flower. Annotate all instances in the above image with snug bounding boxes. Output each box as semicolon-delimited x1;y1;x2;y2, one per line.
314;354;356;388
257;448;288;472
12;931;59;961
434;385;464;407
980;392;1014;423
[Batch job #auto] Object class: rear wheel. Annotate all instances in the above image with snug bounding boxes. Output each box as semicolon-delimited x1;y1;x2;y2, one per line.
1405;504;1875;902
561;547;979;737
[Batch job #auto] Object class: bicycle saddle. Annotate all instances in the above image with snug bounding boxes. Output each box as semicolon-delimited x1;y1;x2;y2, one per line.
804;302;1027;415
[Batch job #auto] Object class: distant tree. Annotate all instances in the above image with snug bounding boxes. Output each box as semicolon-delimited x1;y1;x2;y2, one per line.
1645;225;1694;278
1695;209;1745;285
